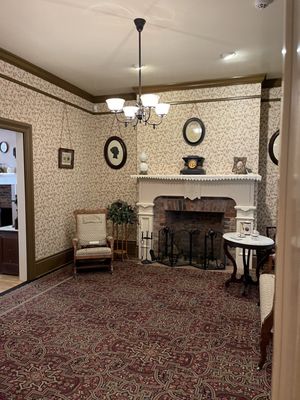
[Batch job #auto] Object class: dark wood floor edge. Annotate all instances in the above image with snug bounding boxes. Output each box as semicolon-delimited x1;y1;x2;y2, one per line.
0;251;73;297
0;280;29;297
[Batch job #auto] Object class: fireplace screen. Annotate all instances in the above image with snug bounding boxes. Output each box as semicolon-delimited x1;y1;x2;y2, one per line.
157;227;225;269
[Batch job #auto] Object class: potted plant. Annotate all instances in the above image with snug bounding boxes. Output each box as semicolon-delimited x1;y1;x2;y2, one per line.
107;200;137;260
107;200;136;225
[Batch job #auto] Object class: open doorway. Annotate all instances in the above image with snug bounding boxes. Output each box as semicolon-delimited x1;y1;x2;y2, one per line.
0;117;35;292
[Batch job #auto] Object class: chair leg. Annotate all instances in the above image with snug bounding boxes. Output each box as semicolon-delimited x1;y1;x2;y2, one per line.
73;261;77;278
110;259;113;274
257;312;273;370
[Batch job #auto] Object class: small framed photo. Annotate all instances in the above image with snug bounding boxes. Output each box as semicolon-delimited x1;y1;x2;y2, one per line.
183;117;205;146
104;136;127;169
58;148;74;169
232;157;247;174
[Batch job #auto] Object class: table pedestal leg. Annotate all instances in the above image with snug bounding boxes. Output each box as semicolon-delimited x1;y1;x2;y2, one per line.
224;242;242;287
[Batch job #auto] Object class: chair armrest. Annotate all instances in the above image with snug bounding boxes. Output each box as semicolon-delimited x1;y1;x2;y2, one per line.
72;238;79;250
106;236;114;250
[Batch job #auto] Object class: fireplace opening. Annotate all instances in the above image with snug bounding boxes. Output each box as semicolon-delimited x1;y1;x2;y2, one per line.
157;215;225;269
153;196;236;268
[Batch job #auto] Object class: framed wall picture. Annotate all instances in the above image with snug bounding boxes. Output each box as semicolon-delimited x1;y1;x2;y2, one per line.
58;147;74;169
232;157;247;174
182;117;205;146
104;136;127;169
268;129;280;165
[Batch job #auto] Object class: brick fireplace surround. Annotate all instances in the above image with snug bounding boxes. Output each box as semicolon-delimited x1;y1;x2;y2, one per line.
131;174;261;270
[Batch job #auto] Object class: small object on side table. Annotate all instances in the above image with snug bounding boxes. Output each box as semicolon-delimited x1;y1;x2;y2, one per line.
180;156;206;175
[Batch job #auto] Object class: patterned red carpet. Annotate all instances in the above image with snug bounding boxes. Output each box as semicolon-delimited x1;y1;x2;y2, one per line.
0;262;271;400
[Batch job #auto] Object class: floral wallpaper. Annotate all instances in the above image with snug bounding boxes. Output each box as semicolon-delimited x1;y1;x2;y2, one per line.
257;87;281;234
137;84;261;175
0;63;137;262
0;57;280;265
0;60;93;112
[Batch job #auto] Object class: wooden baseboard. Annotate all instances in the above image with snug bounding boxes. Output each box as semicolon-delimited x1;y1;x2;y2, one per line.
34;240;137;278
34;248;73;278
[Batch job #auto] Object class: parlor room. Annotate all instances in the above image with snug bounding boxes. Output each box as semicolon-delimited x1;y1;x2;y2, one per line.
0;1;299;399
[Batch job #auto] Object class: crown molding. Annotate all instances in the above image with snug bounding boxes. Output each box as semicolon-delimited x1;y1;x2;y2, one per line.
0;48;268;104
262;78;282;88
132;74;266;94
0;47;94;102
94;92;136;103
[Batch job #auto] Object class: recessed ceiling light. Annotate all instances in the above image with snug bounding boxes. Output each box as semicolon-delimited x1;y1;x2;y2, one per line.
132;64;145;70
220;52;237;61
281;48;287;55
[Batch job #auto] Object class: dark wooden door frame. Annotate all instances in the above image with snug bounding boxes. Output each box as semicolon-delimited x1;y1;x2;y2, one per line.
0;117;36;280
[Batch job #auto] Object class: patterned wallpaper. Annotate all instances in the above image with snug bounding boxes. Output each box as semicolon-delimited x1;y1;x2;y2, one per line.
257;87;281;234
0;66;137;261
0;60;93;112
137;85;261;175
0;58;279;264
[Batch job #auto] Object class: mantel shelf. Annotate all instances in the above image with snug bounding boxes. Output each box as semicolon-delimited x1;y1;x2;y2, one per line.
131;174;261;182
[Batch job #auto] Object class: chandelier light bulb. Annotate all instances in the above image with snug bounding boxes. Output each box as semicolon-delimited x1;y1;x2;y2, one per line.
155;103;170;116
123;106;138;119
140;94;160;108
106;98;125;112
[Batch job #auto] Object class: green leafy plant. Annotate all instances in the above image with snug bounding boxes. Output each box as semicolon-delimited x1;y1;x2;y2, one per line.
107;200;137;225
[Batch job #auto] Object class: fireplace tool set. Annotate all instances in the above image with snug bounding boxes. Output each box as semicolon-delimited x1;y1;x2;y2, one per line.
141;231;153;264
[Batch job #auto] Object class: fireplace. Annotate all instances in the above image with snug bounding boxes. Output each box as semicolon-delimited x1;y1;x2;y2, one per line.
153;196;235;268
131;174;261;270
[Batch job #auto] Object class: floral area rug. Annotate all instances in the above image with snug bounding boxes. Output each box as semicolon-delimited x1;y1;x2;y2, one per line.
0;262;272;399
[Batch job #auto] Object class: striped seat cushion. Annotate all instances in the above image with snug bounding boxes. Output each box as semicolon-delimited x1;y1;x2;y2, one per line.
259;273;275;324
76;247;112;256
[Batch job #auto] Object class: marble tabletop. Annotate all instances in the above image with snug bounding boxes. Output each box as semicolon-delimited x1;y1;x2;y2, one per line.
223;232;274;247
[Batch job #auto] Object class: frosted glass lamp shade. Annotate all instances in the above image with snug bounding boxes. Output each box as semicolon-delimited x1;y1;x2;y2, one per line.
155;103;170;116
140;94;160;108
123;106;138;119
106;98;125;112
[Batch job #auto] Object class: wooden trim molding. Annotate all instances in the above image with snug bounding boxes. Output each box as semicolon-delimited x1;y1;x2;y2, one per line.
0;47;94;102
133;74;266;95
0;72;94;115
0;117;36;280
35;248;73;278
1;48;267;104
262;78;282;88
94;92;136;103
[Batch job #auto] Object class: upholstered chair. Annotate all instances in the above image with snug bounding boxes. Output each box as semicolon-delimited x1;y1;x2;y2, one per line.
72;209;113;275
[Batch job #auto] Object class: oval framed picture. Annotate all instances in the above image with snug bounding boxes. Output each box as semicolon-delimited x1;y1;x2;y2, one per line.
183;117;205;146
104;136;127;169
268;130;280;165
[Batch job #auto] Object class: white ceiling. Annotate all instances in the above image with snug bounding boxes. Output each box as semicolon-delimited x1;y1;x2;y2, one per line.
0;0;284;96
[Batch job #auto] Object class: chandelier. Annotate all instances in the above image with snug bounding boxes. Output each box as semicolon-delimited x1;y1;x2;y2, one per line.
106;18;170;129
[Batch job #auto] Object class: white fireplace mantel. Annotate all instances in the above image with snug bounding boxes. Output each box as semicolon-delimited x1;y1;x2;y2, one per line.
131;174;261;268
131;174;261;204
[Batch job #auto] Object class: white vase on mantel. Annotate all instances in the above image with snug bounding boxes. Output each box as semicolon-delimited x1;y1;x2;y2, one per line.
139;152;148;175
